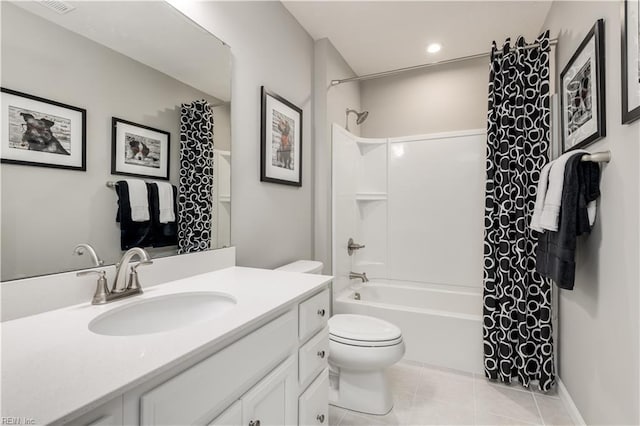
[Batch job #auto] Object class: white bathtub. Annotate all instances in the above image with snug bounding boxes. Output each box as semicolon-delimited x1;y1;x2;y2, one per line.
334;280;484;373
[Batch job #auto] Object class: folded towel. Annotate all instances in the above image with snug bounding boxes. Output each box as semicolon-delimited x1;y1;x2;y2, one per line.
115;181;152;250
530;162;553;232
147;183;178;247
539;149;587;231
154;182;175;224
125;179;150;222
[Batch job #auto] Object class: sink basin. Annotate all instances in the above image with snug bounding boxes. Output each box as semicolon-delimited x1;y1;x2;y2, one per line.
89;292;237;336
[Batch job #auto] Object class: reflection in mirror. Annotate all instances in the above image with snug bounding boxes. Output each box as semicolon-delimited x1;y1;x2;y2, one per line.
0;1;231;281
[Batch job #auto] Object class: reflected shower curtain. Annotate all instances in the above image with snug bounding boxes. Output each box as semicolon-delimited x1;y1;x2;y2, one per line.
483;32;555;391
178;99;214;254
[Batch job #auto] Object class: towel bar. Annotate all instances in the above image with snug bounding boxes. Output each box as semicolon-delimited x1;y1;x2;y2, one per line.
581;151;611;163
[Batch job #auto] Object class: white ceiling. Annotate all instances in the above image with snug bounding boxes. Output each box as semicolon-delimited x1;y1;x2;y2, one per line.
282;1;553;76
13;1;231;102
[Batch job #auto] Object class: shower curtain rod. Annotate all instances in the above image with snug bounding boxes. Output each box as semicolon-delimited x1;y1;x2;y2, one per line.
330;38;558;86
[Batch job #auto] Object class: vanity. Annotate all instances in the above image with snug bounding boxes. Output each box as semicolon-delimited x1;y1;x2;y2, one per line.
1;264;332;425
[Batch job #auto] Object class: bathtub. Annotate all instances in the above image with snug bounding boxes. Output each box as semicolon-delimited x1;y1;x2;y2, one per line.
334;280;484;373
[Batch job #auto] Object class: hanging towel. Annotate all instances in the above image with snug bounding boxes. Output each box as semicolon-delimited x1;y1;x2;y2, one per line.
155;181;175;223
115;181;152;250
125;179;150;222
539;149;587;231
530;162;553;232
148;183;178;247
536;153;601;289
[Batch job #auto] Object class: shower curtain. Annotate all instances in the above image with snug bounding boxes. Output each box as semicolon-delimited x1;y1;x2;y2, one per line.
177;99;214;254
483;32;555;391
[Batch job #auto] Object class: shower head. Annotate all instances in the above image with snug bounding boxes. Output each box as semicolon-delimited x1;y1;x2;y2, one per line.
345;108;369;130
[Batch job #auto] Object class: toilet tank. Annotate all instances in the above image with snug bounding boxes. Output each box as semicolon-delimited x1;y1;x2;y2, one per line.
276;260;323;274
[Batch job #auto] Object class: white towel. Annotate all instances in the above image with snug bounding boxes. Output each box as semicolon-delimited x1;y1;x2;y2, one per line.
125;179;150;222
155;182;175;224
539;150;587;231
530;162;553;232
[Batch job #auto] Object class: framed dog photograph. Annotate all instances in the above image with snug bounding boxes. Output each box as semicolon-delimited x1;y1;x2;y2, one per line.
260;86;303;187
622;0;640;124
0;88;86;171
111;117;170;180
560;19;606;152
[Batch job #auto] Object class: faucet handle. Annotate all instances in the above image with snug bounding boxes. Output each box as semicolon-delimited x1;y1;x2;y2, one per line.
77;270;109;305
127;260;153;292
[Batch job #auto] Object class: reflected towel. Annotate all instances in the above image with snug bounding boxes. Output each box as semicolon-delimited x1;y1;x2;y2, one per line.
155;181;175;223
125;179;150;222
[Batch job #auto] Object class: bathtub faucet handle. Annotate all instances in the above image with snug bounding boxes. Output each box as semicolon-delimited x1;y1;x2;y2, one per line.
347;238;365;256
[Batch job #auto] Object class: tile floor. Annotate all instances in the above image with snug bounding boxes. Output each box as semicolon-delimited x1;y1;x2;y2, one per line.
329;362;573;426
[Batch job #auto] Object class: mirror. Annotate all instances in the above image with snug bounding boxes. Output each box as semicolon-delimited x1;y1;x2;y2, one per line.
0;1;232;281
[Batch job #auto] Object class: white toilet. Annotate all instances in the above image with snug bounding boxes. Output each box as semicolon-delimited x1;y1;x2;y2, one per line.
276;260;406;416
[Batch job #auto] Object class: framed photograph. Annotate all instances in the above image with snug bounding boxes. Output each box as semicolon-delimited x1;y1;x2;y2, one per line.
622;0;640;124
0;88;86;171
560;19;606;152
260;86;302;186
111;117;170;180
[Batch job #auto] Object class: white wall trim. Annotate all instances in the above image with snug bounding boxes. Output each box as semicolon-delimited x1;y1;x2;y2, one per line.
558;379;586;426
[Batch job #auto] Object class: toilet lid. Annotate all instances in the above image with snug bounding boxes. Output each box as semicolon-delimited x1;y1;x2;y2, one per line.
329;314;402;343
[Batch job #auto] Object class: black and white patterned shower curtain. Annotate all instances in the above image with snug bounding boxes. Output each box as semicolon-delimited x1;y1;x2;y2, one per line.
483;32;555;391
178;99;214;254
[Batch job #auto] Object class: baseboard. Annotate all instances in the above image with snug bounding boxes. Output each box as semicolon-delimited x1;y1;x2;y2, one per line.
558;379;586;426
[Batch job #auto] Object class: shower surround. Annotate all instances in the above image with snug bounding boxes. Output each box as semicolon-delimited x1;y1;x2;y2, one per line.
332;125;486;373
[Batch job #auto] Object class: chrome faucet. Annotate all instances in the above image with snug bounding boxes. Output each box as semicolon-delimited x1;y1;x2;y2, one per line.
73;243;104;267
349;271;369;283
77;247;153;304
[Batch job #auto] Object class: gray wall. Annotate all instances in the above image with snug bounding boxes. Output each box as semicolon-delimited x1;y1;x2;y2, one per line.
542;2;640;424
360;57;488;138
169;1;314;269
0;3;223;280
313;38;362;275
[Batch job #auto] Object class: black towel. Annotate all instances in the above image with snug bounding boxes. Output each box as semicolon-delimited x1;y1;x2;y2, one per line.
535;154;601;289
115;180;153;250
148;183;178;247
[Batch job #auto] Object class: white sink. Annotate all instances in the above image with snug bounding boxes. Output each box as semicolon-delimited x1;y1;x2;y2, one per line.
89;292;237;336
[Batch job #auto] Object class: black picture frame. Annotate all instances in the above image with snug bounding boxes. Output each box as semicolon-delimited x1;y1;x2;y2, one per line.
622;0;640;124
260;86;303;187
560;19;606;152
0;87;86;171
111;117;171;180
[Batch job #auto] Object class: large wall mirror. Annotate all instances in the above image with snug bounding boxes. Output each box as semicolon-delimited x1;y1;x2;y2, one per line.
0;1;232;281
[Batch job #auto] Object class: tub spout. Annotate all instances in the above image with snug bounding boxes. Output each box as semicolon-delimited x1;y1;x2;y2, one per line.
349;272;369;283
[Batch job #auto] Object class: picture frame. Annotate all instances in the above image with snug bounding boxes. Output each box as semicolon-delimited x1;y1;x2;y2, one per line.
0;87;86;171
260;86;303;187
622;0;640;124
560;19;606;152
111;117;170;180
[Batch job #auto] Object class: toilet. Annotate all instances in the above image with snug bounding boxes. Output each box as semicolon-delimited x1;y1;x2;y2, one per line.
276;260;406;416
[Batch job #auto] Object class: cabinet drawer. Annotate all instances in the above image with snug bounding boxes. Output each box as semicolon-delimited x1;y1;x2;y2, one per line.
140;310;296;425
299;288;330;342
299;327;329;388
298;369;329;426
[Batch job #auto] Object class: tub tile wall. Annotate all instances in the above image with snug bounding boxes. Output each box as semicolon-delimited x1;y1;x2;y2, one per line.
329;361;574;426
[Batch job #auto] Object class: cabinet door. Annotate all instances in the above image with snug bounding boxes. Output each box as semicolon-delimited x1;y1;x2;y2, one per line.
298;369;329;426
241;354;297;426
64;396;123;426
208;401;242;426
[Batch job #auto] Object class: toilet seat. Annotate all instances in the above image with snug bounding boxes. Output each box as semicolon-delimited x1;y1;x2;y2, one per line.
329;314;402;347
329;334;403;347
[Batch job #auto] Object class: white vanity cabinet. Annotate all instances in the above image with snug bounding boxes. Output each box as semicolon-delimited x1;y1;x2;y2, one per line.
62;285;331;426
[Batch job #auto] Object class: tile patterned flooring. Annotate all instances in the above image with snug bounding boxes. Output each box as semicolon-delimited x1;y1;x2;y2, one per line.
329;362;574;426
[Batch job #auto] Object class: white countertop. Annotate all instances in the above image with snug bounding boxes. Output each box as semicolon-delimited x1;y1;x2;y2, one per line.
1;267;332;425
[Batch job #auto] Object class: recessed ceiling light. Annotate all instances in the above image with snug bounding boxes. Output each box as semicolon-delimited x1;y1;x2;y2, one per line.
426;43;442;54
